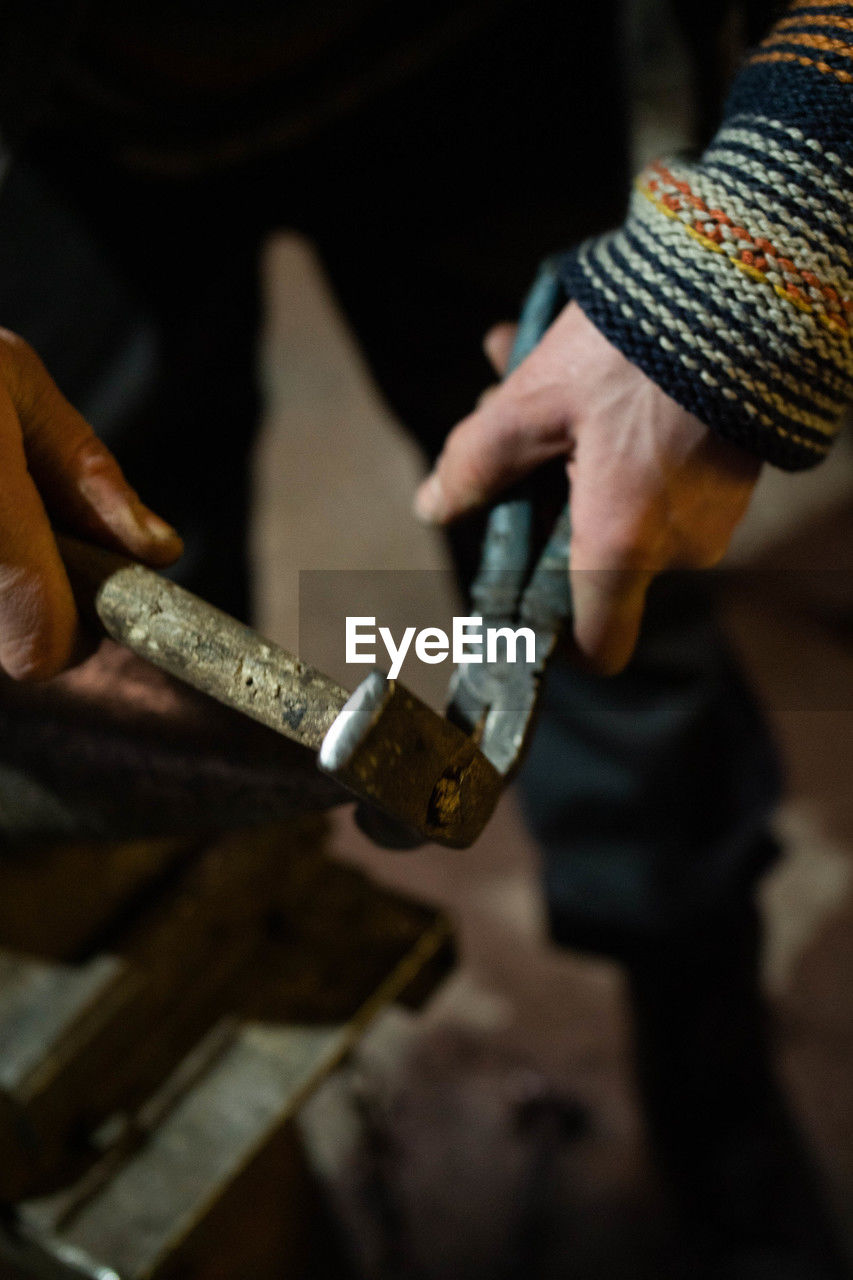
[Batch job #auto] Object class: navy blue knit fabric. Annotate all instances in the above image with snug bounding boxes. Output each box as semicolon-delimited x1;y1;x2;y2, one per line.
561;3;853;470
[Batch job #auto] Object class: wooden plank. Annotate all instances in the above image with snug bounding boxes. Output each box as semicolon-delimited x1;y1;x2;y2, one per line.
0;838;195;959
57;1023;344;1279
0;953;122;1092
0;821;327;1200
0;820;452;1205
19;918;450;1279
0;950;134;1203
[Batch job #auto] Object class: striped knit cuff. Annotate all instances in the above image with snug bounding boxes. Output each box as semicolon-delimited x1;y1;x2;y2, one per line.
560;125;853;470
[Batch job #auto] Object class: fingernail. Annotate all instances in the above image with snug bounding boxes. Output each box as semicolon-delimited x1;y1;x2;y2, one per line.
143;510;182;545
129;498;182;549
413;474;446;524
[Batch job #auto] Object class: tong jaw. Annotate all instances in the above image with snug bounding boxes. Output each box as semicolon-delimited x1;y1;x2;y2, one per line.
446;503;571;778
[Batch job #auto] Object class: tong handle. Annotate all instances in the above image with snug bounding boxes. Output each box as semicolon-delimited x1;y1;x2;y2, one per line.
519;502;572;634
468;258;567;623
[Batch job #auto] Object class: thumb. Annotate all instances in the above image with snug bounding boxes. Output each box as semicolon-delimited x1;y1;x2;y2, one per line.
4;333;183;566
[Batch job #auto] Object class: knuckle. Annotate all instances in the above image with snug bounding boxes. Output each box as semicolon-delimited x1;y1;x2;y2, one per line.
489;404;523;453
64;431;115;478
484;402;538;473
452;455;492;506
441;428;493;502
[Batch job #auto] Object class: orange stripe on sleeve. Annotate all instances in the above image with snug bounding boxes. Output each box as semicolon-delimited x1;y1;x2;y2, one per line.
761;29;853;58
775;12;853;32
748;48;853;81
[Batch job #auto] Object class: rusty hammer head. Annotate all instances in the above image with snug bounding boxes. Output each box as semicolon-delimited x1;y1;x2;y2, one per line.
318;671;503;848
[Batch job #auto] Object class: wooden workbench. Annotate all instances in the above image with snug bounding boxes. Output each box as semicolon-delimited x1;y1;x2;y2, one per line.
0;818;452;1280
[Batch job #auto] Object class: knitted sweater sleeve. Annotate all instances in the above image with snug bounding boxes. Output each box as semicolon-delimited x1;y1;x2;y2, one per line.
560;2;853;470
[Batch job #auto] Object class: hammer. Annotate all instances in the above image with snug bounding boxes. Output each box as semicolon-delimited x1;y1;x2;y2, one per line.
60;260;570;850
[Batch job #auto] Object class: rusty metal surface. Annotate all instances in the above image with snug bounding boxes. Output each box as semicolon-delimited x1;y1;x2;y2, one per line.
62;538;350;753
0;640;345;844
320;674;502;849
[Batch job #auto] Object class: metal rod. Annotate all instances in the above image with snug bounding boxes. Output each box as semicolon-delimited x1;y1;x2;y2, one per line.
59;537;350;753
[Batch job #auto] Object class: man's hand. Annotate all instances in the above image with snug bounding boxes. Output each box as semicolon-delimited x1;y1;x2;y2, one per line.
414;302;761;674
0;329;182;681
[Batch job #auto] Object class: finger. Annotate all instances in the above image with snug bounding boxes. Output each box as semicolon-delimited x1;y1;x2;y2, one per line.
568;475;657;675
0;402;79;680
483;324;517;377
568;563;654;675
2;333;183;566
414;377;568;525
